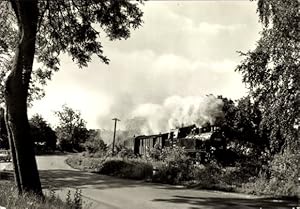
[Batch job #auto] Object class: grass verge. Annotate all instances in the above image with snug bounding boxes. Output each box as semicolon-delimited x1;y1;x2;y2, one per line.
0;181;85;209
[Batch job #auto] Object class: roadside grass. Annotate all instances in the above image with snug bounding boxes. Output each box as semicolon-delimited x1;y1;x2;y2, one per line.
0;181;84;209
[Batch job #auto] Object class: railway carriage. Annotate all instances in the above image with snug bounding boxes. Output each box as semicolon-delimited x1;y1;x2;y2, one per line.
123;123;226;161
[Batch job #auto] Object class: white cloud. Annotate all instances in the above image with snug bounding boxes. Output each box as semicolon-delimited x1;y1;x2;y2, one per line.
211;59;239;73
29;85;112;128
152;54;198;73
195;22;245;35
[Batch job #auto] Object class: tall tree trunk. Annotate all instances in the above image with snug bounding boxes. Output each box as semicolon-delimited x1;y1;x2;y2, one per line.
4;107;22;193
4;0;42;196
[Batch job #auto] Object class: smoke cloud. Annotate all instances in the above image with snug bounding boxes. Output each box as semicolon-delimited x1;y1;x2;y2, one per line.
125;94;224;135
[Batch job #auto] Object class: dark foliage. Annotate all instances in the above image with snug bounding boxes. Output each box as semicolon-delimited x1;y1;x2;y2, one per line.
0;0;143;196
236;0;300;154
0;107;8;149
55;105;89;152
83;129;107;155
29;114;57;152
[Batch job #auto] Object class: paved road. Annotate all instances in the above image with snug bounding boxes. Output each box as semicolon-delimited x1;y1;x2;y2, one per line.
2;155;298;209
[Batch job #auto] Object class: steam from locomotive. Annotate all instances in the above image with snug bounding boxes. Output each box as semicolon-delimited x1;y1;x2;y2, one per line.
119;94;227;161
125;94;223;135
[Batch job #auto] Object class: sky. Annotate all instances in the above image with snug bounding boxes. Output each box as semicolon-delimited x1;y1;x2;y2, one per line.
29;1;262;130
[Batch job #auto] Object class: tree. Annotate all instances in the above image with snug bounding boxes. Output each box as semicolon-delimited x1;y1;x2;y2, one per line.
0;107;9;149
216;96;237;140
216;96;270;164
29;114;57;151
236;0;299;154
233;97;271;159
0;0;143;195
83;129;107;155
55;105;89;151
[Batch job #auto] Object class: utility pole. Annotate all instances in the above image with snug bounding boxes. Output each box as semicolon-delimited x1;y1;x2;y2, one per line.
112;118;120;155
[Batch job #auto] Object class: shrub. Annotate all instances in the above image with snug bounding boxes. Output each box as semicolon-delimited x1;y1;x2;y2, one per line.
84;140;106;154
267;152;300;196
241;174;270;195
81;158;106;172
99;158;127;175
221;165;253;186
192;160;223;185
66;155;153;180
65;189;83;209
83;133;107;155
146;143;162;161
100;158;153;180
117;147;136;159
152;146;193;184
0;181;85;209
65;155;105;172
241;151;300;197
82;151;107;158
65;155;83;170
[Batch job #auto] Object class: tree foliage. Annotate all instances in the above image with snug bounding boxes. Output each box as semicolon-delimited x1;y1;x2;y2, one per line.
0;3;16;104
55;105;89;151
83;129;107;155
0;2;48;104
236;0;300;153
216;96;270;160
234;97;267;151
29;114;57;151
0;0;143;104
0;0;143;71
0;0;143;195
216;96;237;140
35;0;143;68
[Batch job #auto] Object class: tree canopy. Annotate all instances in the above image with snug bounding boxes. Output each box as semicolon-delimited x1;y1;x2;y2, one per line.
29;114;57;151
0;0;144;195
55;105;89;151
236;0;300;153
0;0;143;104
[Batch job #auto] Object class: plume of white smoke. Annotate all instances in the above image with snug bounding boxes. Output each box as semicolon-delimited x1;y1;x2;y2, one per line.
127;94;224;135
165;95;224;128
125;117;152;136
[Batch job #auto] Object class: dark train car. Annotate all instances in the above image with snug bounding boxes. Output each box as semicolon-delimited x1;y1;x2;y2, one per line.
123;124;226;158
135;135;155;155
133;133;170;155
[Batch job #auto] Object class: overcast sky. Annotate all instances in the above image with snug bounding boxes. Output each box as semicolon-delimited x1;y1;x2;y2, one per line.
29;1;262;130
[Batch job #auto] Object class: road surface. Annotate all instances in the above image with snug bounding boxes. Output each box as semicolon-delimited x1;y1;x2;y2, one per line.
2;155;298;209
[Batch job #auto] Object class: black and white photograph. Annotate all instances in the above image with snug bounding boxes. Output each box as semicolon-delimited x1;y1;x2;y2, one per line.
0;0;299;208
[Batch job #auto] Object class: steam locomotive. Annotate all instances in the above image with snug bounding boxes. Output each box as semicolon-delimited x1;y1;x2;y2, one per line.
123;123;226;161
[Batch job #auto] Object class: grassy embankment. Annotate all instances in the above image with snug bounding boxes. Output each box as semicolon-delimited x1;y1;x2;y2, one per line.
0;179;84;209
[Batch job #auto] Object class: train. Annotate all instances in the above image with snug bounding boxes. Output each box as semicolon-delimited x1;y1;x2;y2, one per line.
123;123;226;161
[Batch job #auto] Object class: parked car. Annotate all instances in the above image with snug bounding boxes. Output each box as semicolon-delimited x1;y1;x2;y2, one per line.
0;150;11;162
